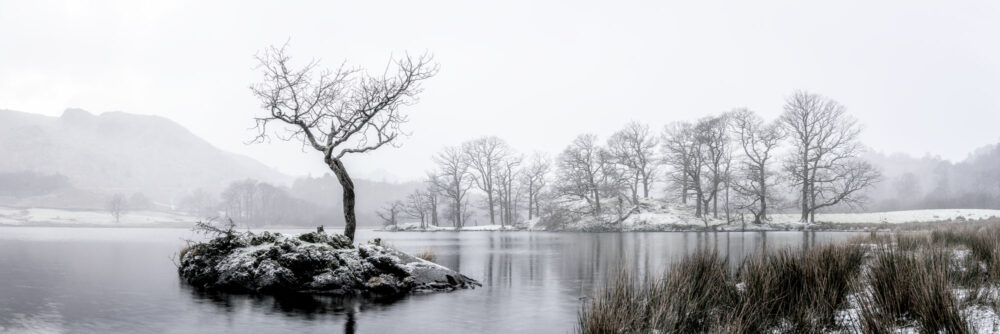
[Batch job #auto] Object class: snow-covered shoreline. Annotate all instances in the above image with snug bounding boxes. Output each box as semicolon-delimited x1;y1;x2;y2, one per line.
379;202;1000;232
0;206;199;227
5;204;999;232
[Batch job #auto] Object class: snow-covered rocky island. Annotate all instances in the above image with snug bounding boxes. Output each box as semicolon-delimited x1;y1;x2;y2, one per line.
178;221;479;298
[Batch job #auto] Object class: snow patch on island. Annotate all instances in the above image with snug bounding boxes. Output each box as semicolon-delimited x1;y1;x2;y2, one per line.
178;228;479;297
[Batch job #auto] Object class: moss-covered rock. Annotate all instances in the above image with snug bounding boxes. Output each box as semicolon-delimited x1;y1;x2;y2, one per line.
178;230;479;298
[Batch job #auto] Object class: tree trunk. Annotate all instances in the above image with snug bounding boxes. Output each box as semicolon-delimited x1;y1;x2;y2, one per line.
712;179;719;218
724;183;731;224
681;175;688;204
809;181;817;224
328;157;357;241
430;199;438;226
631;175;640;204
799;147;810;222
758;167;767;223
487;191;496;225
694;190;703;218
593;187;602;215
642;177;650;199
455;200;462;228
527;190;534;220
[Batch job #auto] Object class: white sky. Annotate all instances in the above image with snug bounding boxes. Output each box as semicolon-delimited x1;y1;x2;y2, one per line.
2;0;999;182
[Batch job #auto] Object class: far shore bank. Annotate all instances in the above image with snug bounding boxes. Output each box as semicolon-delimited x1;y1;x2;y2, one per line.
378;217;1000;233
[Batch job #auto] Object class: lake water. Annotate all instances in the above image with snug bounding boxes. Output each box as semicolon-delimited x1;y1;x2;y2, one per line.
0;227;860;333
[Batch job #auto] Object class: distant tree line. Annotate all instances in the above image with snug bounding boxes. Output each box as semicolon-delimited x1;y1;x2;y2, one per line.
178;179;334;227
377;137;552;229
0;172;70;196
384;91;883;229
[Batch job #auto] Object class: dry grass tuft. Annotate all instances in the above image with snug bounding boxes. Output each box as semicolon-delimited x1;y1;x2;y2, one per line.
416;248;437;262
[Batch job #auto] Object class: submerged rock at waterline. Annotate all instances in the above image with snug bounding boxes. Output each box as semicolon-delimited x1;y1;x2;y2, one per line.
178;230;479;297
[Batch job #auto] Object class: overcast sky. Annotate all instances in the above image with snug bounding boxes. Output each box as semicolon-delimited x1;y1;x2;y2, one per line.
2;0;998;182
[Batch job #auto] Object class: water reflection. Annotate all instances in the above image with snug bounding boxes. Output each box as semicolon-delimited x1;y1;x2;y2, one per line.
0;228;858;333
184;286;374;334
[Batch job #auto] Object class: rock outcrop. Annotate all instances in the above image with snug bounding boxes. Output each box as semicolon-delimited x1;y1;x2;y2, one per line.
178;229;479;297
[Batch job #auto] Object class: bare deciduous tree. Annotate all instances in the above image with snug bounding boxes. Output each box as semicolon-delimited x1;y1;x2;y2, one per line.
403;190;430;229
661;122;698;205
780;91;881;223
730;108;784;224
434;146;473;228
424;172;443;227
250;43;437;241
463;136;510;225
555;134;620;215
521;153;551;220
495;154;522;227
607;121;658;203
108;193;127;223
376;200;404;229
695;115;731;219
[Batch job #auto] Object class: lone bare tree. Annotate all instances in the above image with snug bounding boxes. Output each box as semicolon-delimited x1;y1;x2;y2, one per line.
780;91;880;223
250;44;437;241
107;193;127;223
607;121;658;203
730;108;784;224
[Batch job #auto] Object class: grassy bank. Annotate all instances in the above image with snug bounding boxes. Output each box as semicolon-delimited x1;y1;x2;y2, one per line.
579;221;1000;333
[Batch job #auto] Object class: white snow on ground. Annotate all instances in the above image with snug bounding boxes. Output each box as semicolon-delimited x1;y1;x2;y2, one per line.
381;222;522;232
381;201;1000;232
0;207;199;226
770;209;1000;224
534;198;1000;232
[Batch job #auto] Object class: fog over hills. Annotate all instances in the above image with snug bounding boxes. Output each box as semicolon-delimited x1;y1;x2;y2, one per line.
0;108;426;226
0;108;291;205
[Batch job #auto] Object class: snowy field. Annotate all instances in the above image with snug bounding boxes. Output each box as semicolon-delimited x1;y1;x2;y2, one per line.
542;199;1000;232
3;205;999;230
770;209;1000;224
382;223;520;232
382;206;1000;232
0;207;199;227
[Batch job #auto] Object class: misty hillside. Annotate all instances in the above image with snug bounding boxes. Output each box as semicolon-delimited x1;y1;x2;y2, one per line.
863;143;1000;211
0;109;291;205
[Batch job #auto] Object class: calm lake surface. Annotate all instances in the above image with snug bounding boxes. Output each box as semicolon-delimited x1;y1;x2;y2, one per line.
0;227;860;333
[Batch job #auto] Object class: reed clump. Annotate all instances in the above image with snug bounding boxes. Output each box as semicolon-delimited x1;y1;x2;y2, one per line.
580;221;1000;333
579;244;864;333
